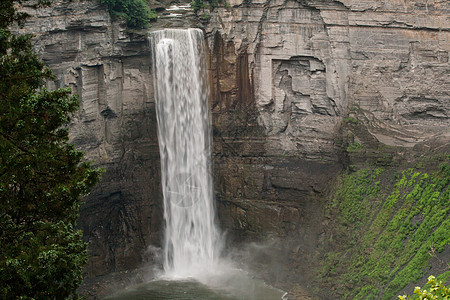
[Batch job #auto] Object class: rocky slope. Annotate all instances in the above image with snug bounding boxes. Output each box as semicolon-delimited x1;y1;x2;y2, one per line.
19;0;449;296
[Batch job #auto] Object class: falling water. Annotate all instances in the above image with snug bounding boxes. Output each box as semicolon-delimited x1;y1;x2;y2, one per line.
150;28;220;278
107;28;286;300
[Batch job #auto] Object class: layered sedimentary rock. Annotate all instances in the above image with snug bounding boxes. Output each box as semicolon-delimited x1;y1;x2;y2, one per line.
20;0;449;289
20;0;162;277
207;0;449;150
205;0;449;246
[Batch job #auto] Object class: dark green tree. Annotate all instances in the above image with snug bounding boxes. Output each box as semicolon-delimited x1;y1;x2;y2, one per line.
99;0;157;29
0;1;101;299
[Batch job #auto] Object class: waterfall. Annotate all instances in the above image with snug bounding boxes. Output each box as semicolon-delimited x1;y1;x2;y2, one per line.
150;28;220;278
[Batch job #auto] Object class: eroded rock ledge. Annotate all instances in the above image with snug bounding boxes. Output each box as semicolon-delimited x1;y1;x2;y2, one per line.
206;0;449;155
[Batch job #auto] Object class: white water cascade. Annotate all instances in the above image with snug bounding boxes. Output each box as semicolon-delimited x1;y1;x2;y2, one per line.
150;28;221;278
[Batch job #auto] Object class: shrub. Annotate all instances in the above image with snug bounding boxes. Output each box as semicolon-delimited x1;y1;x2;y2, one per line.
398;275;450;300
192;0;224;13
99;0;157;28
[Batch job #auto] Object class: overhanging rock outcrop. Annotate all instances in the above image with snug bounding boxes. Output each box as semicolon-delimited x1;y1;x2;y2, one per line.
206;0;449;155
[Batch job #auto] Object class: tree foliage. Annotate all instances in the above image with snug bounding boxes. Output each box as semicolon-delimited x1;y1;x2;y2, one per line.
399;275;450;300
191;0;224;14
99;0;157;28
0;0;50;28
0;1;101;299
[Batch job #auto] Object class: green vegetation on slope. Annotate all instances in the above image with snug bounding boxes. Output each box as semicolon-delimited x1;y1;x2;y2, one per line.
0;1;101;298
99;0;157;28
319;158;450;299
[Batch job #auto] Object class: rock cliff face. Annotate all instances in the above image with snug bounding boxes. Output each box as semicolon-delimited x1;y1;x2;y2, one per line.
20;0;162;277
205;0;449;244
206;0;449;151
203;0;449;286
21;0;449;291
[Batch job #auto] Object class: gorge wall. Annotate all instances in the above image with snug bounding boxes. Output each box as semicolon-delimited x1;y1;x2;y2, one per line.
21;0;449;293
204;0;449;286
206;0;449;152
20;0;162;277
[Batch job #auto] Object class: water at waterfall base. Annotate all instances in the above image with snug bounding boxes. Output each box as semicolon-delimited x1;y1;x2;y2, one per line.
104;268;286;300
